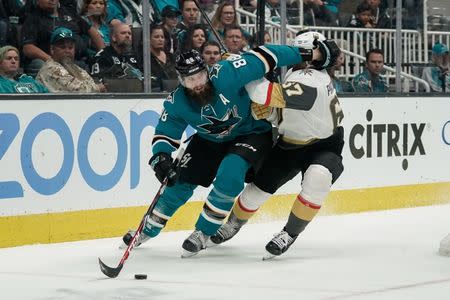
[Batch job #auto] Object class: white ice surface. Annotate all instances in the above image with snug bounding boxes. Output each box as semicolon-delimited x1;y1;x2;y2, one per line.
1;204;450;300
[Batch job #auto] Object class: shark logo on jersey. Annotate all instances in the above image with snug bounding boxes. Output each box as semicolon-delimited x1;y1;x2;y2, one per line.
198;105;242;137
201;104;217;118
209;64;222;79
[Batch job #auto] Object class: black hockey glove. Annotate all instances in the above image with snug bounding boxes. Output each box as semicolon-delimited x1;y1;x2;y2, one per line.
312;39;341;70
149;152;179;186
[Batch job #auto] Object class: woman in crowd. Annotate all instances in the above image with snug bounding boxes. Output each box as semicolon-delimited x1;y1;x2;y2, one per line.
211;2;238;37
149;25;178;92
181;24;207;52
211;2;250;43
81;0;111;44
81;0;111;57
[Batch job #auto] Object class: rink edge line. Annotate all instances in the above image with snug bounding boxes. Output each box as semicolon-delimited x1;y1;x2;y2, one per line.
1;181;449;248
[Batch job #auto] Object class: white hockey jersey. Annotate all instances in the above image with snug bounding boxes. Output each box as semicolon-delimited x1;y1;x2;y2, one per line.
246;68;344;147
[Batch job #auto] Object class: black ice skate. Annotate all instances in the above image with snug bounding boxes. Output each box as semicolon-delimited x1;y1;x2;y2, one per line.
181;230;209;258
208;215;246;247
119;229;151;249
263;229;298;260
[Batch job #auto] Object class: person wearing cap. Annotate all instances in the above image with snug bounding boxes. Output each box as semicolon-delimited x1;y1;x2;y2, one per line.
161;5;181;53
36;27;105;93
0;45;49;93
21;0;105;76
422;42;449;93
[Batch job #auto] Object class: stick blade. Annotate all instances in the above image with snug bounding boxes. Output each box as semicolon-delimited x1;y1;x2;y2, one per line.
98;257;123;278
262;252;276;261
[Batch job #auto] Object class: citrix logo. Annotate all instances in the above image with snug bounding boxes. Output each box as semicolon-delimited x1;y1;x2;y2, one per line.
349;109;426;170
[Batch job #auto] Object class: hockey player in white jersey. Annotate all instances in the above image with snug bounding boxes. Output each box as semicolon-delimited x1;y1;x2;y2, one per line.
209;32;344;259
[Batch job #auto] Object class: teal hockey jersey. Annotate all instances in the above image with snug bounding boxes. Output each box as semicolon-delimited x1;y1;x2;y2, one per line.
152;45;304;155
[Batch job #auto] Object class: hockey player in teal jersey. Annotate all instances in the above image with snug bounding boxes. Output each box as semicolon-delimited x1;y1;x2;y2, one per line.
0;46;48;94
122;41;338;257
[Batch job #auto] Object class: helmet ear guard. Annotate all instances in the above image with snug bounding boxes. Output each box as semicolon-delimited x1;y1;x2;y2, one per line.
312;39;341;70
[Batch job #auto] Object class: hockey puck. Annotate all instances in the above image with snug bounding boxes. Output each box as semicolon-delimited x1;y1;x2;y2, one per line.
134;274;147;280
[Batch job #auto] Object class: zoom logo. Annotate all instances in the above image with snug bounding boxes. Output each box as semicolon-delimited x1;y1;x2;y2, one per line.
349;109;426;170
0;111;162;199
443;121;450;145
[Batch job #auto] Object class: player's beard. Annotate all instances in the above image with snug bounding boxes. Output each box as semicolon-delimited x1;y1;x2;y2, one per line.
185;80;216;106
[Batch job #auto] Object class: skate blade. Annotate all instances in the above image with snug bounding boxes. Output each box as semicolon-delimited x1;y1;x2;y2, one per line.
205;238;219;248
181;249;199;258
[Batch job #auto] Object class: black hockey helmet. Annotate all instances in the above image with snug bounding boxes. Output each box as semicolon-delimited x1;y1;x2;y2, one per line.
175;49;207;77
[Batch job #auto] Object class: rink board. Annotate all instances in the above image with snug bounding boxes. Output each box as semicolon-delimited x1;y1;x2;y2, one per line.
0;95;449;247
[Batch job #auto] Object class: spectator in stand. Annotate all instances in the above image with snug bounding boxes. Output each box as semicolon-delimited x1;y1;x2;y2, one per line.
198;0;217;21
211;2;238;37
148;25;178;92
265;0;281;23
106;0;139;25
323;0;342;26
211;2;251;47
152;0;180;22
176;0;200;34
176;0;201;50
0;46;48;93
0;1;11;47
352;48;388;93
240;0;257;12
21;0;105;76
60;0;77;14
328;51;353;93
201;41;221;67
422;43;449;93
181;24;207;52
106;0;126;24
81;0;111;59
250;30;272;48
2;0;32;31
90;22;142;81
347;2;376;28
36;27;105;93
224;25;245;55
160;5;181;54
366;0;392;28
302;0;334;26
1;0;26;24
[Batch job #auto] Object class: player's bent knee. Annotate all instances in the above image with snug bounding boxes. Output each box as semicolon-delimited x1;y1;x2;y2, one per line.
316;152;344;183
240;183;272;211
300;164;333;206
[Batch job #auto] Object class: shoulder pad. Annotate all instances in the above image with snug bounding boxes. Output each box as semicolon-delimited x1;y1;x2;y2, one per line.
285;69;330;87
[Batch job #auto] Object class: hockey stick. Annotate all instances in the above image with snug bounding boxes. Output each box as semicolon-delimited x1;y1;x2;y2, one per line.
191;0;227;53
98;149;185;278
